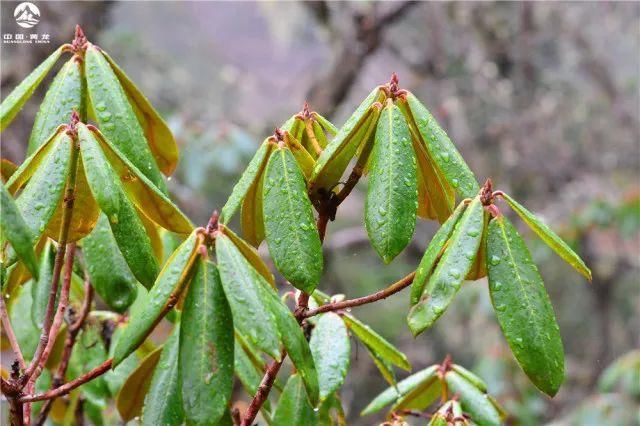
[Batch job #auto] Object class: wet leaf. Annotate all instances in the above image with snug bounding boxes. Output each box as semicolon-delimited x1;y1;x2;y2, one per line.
389;373;441;414
0;46;63;131
67;321;110;406
501;192;591;280
365;101;417;263
234;335;268;403
486;215;564;396
362;342;397;386
241;165;268;247
407;196;485;336
102;50;178;175
220;224;274;286
1;158;18;182
310;313;350;401
27;57;84;155
361;365;438;416
180;260;234;425
10;280;39;360
216;233;281;360
466;211;489;280
451;364;488;393
406;93;479;199
83;214;138;312
220;139;274;223
0;184;38;278
310;87;385;198
342;314;410;371
410;202;467;305
445;370;501;426
284;130;315;178
30;241;56;327
264;147;323;293
85;44;166;192
273;374;318;426
116;346;162;422
313;112;338;136
142;326;184;426
111;231;201;366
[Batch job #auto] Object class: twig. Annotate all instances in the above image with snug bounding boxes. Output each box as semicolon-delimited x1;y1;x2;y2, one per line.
303;271;415;318
241;350;286;426
0;294;25;370
19;359;113;403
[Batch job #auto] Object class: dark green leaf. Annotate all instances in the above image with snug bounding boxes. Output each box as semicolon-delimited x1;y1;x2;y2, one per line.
27;58;84;155
85;44;166;193
310;313;350;401
445;370;501;426
486;215;564;396
501;192;592;280
180;260;234;425
406;93;479;199
1;46;63;131
407;196;485;336
111;231;201;366
264;147;323;293
273;374;318;426
216;233;281;360
83;213;138;312
220;224;274;286
365;102;417;263
233;334;272;413
142;326;184;426
1;184;38;278
30;241;56;327
410;202;467;305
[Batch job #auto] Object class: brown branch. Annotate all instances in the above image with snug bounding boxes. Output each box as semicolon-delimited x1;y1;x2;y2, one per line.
19;359;112;403
303;271;415;318
0;294;25;370
241;350;286;426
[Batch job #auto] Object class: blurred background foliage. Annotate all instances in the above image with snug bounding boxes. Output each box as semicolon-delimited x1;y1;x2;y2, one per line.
2;1;639;425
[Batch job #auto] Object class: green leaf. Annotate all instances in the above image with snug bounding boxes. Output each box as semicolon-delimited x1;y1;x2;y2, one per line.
10;280;39;360
407;196;485;336
444;370;501;426
405;93;479;199
1;184;38;278
241;162;268;247
85;44;166;193
486;215;564;397
310;87;385;197
313;112;338;135
365;101;417;263
389;373;441;414
264;147;323;292
361;365;438;416
83;213;138;312
310;313;350;401
234;335;269;407
216;233;282;360
115;346;161;422
362;342;397;386
284;130;315;178
410;202;467;305
142;326;184;426
180;260;234;425
342;314;410;371
111;231;201;366
451;364;488;393
30;241;56;327
105;335;140;399
101;50;178;175
273;374;318;426
220;224;275;287
15;131;71;244
27;57;84;155
67;320;110;406
220;139;273;223
0;46;63;131
501;192;592;280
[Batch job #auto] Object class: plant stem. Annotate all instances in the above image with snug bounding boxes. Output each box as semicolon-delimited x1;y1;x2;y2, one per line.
19;359;113;404
241;350;286;426
303;271;415;318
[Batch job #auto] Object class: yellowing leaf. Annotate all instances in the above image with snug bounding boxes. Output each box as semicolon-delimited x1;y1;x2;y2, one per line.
116;346;162;422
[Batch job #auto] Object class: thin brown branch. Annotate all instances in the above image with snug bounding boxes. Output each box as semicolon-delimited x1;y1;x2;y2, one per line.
303;271;415;318
19;359;113;403
241;350;286;426
0;294;25;370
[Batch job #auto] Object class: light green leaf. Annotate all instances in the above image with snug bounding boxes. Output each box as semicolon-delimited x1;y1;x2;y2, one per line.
273;374;318;426
310;313;350;401
451;364;488;393
85;44;166;192
10;280;39;360
180;260;234;425
1;184;38;278
445;370;501;426
30;241;55;327
220;224;274;287
111;231;201;366
1;46;63;131
142;326;184;426
264;147;323;292
410;202;467;305
361;365;438;416
486;215;564;396
67;320;110;406
365;101;417;263
27;57;84;155
342;314;410;371
501;192;591;280
405;93;479;199
407;196;485;336
389;373;441;414
216;233;282;360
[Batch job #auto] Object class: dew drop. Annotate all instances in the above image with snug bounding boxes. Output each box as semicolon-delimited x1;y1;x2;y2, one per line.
490;255;501;266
